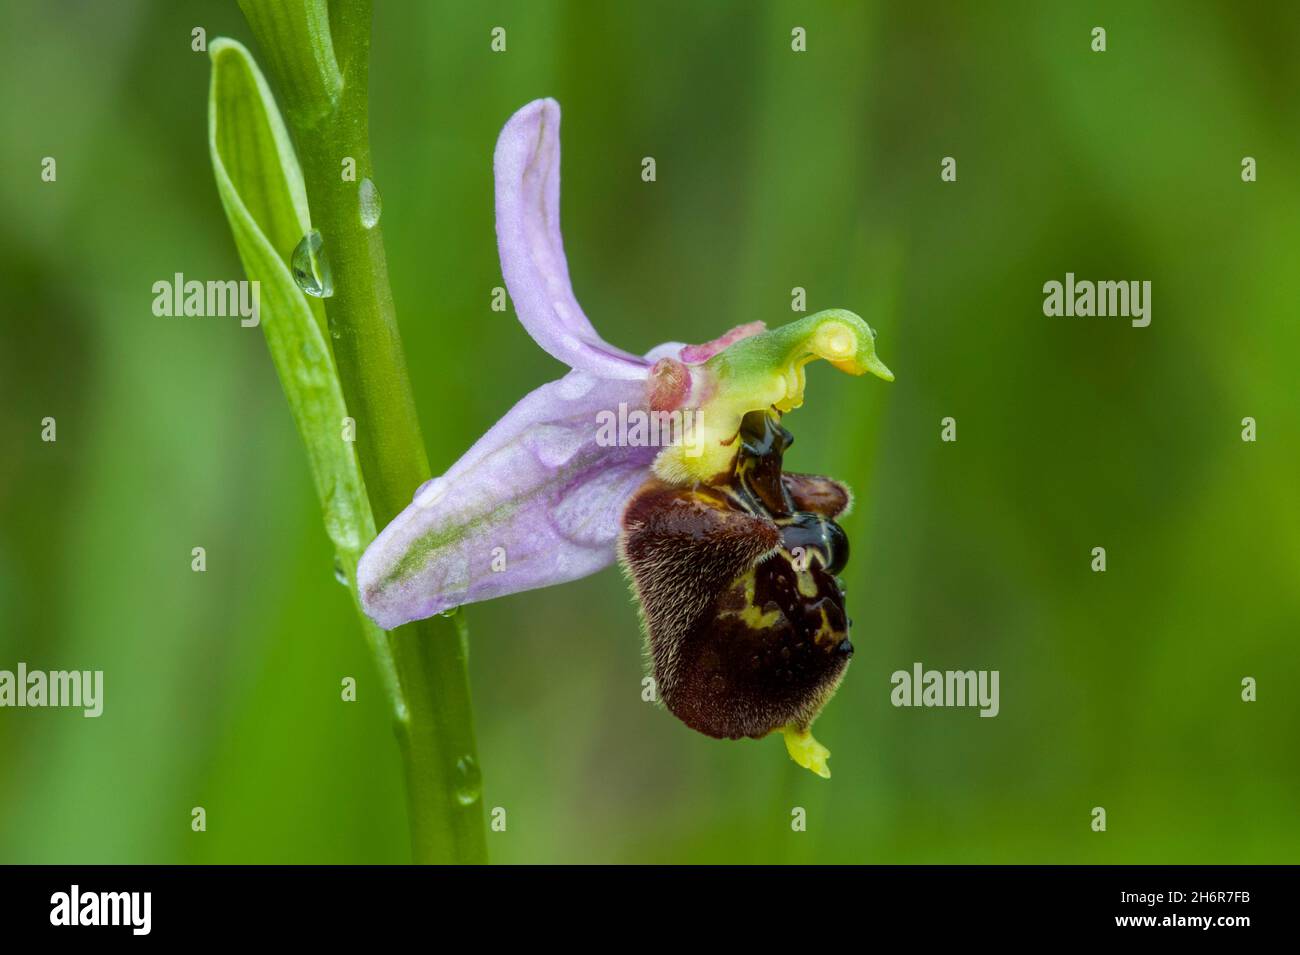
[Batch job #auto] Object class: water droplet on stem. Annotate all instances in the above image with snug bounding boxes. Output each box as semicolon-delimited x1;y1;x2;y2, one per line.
292;230;334;298
359;178;382;229
453;755;481;806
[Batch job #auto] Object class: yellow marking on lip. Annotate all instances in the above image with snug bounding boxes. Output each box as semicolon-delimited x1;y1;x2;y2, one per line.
795;562;820;598
718;569;783;630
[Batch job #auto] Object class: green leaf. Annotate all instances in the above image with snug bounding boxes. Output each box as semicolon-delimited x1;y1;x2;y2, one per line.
207;36;402;719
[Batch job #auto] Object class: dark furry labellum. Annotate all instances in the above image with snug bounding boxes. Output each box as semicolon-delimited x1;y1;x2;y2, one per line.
619;411;853;741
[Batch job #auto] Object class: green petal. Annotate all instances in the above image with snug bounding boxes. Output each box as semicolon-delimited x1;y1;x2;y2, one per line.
654;309;893;483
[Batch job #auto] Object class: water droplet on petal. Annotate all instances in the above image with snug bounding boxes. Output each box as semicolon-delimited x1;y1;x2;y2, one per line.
413;476;447;508
439;606;461;619
359;177;382;230
453;755;482;806
291;230;334;298
529;424;585;468
556;371;596;400
323;481;363;553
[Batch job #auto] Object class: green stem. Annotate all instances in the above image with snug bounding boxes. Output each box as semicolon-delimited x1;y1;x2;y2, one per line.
239;0;487;864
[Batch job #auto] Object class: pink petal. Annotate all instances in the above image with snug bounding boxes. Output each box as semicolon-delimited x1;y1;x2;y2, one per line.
357;370;656;629
495;98;650;379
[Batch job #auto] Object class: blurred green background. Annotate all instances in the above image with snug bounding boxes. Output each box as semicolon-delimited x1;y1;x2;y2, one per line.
1;0;1297;863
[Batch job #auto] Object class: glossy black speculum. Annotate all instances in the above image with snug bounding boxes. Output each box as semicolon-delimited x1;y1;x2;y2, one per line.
620;410;854;740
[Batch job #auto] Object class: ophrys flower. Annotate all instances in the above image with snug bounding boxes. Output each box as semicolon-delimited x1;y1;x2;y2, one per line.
357;99;892;776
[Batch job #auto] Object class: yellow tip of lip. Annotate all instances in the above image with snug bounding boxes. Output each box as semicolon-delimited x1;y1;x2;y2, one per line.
866;354;894;382
829;355;894;382
782;726;832;778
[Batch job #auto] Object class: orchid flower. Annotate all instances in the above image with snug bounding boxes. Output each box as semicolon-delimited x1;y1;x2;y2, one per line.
357;98;893;776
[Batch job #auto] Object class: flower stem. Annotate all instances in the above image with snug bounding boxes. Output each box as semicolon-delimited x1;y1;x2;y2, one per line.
239;0;487;864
